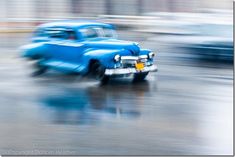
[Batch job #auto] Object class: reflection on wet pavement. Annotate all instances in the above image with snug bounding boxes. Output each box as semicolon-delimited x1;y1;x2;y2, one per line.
40;81;150;125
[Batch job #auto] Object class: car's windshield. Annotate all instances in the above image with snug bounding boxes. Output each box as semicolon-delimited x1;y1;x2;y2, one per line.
79;27;116;39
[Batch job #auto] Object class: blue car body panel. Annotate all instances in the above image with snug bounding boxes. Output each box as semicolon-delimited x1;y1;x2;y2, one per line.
21;20;155;75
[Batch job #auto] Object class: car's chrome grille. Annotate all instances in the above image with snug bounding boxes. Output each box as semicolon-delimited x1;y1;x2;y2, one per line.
120;55;149;68
121;60;136;68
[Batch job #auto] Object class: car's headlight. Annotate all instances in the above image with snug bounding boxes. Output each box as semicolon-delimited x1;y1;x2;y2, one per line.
148;52;155;59
114;54;121;62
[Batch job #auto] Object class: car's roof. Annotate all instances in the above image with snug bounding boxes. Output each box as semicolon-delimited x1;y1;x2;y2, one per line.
38;20;113;29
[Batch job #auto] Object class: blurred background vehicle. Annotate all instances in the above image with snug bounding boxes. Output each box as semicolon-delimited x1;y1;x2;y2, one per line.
176;22;233;61
143;12;233;61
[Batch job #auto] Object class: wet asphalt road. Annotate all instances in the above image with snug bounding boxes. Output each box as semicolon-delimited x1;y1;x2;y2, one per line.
0;31;233;155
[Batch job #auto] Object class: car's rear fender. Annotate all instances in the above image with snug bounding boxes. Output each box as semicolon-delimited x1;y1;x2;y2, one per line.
20;42;48;59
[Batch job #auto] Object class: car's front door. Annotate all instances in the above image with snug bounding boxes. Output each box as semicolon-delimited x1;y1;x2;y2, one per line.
46;28;84;72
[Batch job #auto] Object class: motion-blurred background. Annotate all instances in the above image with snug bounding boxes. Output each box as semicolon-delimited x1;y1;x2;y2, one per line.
0;0;233;155
0;0;233;61
0;0;233;17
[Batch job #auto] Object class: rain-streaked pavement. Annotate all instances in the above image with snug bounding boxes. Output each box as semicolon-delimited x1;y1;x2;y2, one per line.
0;31;233;155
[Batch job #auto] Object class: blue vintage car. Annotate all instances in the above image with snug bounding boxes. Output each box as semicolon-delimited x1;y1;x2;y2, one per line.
21;20;157;83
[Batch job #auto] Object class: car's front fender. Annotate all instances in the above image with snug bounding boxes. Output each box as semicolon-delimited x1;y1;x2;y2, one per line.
83;49;127;69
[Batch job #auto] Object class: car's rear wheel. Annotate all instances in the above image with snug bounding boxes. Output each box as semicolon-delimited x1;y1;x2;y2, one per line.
90;62;109;84
133;72;149;82
31;61;48;76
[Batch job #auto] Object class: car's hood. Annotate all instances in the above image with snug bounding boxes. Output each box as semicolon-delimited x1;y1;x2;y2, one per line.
82;38;141;55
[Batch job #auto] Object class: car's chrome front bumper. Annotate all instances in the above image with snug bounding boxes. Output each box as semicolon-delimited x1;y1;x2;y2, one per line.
105;65;157;75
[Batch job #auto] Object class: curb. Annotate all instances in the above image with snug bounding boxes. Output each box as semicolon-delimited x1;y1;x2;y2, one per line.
0;29;34;33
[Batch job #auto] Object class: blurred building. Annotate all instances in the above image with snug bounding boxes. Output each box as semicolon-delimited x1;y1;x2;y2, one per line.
0;0;233;19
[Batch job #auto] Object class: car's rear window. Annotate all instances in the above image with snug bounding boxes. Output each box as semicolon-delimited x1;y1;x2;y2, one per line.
35;28;77;40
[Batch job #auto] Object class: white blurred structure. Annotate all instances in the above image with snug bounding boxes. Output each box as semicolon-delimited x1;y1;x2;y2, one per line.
0;0;232;19
0;0;232;32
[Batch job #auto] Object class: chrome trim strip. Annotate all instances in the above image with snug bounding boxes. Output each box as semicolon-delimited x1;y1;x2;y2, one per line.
121;56;138;60
139;55;148;59
105;65;157;75
121;55;148;60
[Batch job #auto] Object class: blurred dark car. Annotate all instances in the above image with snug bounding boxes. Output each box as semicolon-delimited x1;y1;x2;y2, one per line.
150;22;233;62
178;23;233;62
144;12;233;62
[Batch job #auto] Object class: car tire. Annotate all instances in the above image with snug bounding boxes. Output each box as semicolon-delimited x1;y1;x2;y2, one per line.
91;62;109;84
31;61;48;76
133;72;149;82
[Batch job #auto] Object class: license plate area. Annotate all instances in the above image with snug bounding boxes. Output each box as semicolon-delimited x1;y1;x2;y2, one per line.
135;62;144;70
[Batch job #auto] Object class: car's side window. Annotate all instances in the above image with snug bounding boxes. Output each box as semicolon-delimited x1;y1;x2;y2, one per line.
65;29;78;40
80;28;99;39
36;28;65;39
46;29;66;39
79;27;116;39
34;27;79;41
103;27;116;37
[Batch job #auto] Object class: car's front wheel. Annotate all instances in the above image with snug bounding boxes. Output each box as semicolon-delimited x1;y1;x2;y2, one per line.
90;62;109;84
133;72;149;82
